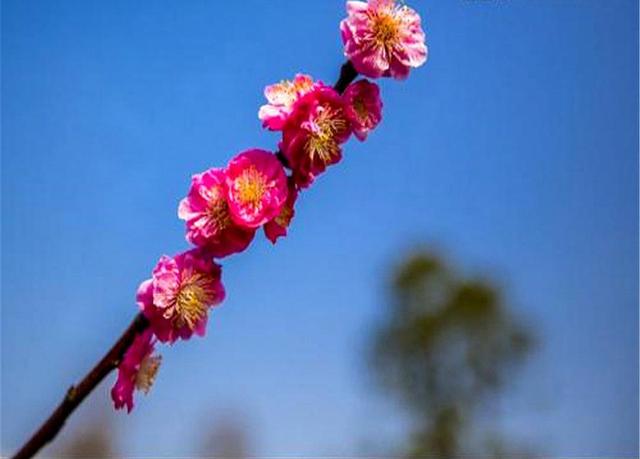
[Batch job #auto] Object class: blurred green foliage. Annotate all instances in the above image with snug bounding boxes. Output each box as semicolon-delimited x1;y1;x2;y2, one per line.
371;250;534;458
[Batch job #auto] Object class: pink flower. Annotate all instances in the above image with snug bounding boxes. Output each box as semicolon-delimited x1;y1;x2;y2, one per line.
263;178;298;244
178;168;256;258
343;80;383;140
280;85;352;188
258;74;317;130
138;249;225;343
340;0;428;80
111;329;161;413
225;149;288;228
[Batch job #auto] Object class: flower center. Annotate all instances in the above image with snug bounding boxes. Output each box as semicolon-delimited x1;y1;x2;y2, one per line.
305;105;347;163
274;204;293;227
206;186;232;230
135;354;161;394
275;81;298;106
236;166;267;206
372;12;400;48
175;274;213;329
353;97;369;121
269;76;314;109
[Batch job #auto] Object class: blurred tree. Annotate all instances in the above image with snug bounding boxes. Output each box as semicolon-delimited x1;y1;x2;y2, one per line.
201;411;252;458
371;250;534;458
56;415;116;458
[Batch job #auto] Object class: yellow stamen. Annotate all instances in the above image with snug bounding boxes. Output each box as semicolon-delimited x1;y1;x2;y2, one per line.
272;77;313;107
274;205;293;227
135;354;161;394
353;97;369;121
371;12;401;51
235;166;267;206
306;105;348;163
174;273;214;329
206;186;232;230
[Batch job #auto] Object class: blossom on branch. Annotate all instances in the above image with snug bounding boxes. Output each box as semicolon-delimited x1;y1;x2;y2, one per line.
340;0;427;79
138;249;225;343
226;149;288;228
111;329;161;412
280;84;352;188
12;3;432;451
264;178;298;244
259;74;317;131
179;168;255;258
343;79;383;140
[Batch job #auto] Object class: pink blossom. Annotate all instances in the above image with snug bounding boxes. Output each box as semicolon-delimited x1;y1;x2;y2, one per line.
343;80;383;140
340;0;428;80
111;329;161;413
258;74;317;130
280;85;352;188
178;168;255;258
263;178;298;244
226;149;288;228
138;249;225;343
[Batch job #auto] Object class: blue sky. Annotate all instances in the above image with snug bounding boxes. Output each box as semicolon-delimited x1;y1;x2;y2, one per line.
2;0;638;456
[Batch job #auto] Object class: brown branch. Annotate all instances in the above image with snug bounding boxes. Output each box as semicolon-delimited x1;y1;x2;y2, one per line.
11;60;358;459
12;313;149;459
333;60;358;94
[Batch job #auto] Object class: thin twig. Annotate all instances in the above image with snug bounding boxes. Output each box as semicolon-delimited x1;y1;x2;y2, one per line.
333;60;358;94
11;60;358;459
12;313;149;459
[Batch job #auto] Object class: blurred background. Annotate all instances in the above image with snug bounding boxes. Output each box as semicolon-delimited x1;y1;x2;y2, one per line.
2;0;638;457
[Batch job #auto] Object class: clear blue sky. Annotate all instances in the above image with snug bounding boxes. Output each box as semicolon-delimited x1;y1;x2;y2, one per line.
2;0;638;456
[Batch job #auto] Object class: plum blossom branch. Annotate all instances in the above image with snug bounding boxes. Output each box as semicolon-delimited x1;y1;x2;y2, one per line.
12;313;149;459
12;1;427;458
9;61;357;459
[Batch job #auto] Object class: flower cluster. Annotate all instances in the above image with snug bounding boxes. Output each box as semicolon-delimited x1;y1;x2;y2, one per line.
111;0;427;412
